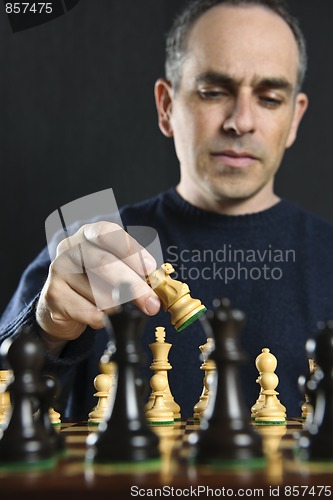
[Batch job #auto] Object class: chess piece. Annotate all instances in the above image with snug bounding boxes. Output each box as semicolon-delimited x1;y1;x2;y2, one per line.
254;348;286;425
88;373;112;425
147;263;206;331
251;348;275;419
145;326;181;419
49;406;61;426
298;321;333;460
300;394;311;420
99;356;117;389
191;298;264;466
87;288;160;464
0;326;56;468
0;370;12;427
99;354;117;413
298;358;316;421
193;338;216;420
44;372;62;427
254;372;286;425
37;374;66;456
145;374;174;425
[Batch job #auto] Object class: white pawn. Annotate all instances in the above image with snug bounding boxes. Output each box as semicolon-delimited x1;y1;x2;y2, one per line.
301;358;316;420
88;373;112;425
49;407;61;426
251;348;286;419
0;370;12;427
251;348;274;418
254;348;286;425
145;374;174;425
193;338;215;420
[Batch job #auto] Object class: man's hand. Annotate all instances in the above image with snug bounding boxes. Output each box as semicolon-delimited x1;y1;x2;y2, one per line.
36;221;161;347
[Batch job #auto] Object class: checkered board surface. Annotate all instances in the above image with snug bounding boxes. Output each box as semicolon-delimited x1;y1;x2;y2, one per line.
1;417;333;500
58;418;333;484
59;417;304;468
60;418;202;462
60;417;302;445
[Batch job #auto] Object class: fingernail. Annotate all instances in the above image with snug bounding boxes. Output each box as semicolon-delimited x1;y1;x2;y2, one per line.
145;296;161;315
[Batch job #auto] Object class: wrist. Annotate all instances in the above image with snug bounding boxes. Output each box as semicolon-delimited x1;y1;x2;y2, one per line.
36;326;67;357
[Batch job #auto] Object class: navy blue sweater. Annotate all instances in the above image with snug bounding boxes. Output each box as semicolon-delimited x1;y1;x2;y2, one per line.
1;188;333;419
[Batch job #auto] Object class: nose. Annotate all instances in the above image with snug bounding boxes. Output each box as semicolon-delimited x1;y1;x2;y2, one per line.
222;91;255;135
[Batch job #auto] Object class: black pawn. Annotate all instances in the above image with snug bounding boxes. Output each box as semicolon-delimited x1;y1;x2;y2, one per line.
0;326;55;467
298;321;333;460
192;298;264;466
87;298;160;464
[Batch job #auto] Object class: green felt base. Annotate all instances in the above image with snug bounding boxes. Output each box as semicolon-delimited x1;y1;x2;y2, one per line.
193;456;266;471
148;420;174;426
177;307;207;332
255;419;286;425
86;457;162;473
0;457;56;473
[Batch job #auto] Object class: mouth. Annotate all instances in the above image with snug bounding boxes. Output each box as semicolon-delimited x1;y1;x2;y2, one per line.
210;150;258;168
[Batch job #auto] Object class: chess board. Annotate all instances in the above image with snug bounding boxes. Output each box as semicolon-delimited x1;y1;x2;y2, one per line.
0;419;333;500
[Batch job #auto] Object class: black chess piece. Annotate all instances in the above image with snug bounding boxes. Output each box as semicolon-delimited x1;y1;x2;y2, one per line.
298;321;333;460
86;289;160;464
0;325;56;468
191;298;264;467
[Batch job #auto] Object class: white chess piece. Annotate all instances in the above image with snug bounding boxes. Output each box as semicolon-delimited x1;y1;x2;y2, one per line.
145;373;174;425
254;348;286;424
193;338;215;419
88;374;112;425
145;327;181;419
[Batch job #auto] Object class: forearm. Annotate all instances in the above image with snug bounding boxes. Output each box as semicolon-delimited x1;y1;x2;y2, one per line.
0;293;95;367
0;294;40;343
0;293;67;359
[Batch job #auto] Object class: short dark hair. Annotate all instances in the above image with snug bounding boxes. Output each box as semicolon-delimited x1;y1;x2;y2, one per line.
165;0;307;93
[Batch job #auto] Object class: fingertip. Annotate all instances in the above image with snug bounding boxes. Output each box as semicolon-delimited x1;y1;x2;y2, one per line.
144;295;161;316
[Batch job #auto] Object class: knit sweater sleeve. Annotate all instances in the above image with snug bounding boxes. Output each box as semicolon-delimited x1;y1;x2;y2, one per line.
0;246;95;372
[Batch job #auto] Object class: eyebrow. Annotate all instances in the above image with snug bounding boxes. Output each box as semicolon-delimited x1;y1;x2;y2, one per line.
195;71;294;93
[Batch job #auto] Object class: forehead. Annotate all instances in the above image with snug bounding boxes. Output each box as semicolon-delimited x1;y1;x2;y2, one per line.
183;5;299;86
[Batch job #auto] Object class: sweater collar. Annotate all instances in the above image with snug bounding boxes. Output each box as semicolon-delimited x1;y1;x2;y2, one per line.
163;187;296;228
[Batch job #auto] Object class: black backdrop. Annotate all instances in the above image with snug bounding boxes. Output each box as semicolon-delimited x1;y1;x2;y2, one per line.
0;0;332;314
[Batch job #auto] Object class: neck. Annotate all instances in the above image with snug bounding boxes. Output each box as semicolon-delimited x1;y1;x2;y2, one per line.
176;181;280;216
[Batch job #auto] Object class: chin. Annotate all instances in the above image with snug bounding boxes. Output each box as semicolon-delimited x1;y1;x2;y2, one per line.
206;177;268;201
209;187;256;203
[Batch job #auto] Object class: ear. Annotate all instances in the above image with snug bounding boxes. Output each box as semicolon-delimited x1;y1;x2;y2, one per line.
286;92;308;148
154;78;174;138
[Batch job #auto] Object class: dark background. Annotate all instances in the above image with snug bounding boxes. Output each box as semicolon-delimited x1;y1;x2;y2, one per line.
0;0;332;315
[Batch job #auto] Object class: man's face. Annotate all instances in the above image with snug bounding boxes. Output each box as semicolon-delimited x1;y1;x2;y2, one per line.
156;5;308;210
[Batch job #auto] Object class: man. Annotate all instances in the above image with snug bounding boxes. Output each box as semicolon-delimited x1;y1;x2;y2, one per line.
1;0;333;420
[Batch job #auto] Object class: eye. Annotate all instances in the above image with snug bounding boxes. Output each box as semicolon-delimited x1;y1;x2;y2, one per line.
198;88;229;100
259;95;283;109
